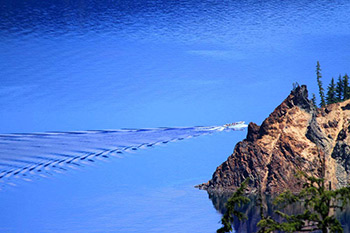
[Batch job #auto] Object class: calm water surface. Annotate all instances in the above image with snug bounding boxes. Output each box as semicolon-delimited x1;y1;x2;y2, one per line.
1;0;350;232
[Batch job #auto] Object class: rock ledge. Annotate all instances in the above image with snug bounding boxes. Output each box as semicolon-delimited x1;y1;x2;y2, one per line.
198;85;350;194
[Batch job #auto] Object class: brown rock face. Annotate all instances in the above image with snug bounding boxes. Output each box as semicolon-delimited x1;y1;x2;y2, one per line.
199;85;350;194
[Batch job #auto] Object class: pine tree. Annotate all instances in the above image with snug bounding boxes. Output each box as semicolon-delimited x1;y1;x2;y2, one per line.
257;150;349;232
256;178;272;233
257;172;349;233
335;75;343;102
217;179;250;233
343;74;350;100
316;61;326;107
311;93;317;108
219;171;350;232
326;77;336;104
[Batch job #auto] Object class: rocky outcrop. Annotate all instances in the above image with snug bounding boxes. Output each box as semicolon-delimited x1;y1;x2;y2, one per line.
198;85;350;194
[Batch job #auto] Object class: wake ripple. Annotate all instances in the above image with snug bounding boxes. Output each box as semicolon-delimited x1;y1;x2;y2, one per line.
0;123;247;188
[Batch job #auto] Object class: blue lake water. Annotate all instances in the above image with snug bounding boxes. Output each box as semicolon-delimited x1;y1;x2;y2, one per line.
1;0;350;232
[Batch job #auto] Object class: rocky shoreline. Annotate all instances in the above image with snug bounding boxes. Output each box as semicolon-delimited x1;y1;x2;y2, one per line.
197;85;350;194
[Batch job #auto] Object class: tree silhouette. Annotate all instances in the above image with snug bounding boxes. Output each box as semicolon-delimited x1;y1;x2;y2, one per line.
217;179;250;233
326;77;336;104
343;74;350;101
335;75;343;102
257;172;349;233
218;160;350;232
311;93;317;108
316;61;326;107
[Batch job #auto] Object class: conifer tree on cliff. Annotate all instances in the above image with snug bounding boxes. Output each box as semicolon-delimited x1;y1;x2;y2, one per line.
343;74;350;100
316;61;326;107
336;75;343;102
218;154;350;232
257;150;350;232
257;172;350;233
217;179;250;233
326;77;336;104
311;93;317;108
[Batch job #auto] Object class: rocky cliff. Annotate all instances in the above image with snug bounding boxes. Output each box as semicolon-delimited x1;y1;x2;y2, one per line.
198;85;350;194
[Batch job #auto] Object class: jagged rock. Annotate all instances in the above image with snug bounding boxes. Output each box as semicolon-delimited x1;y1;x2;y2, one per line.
198;85;350;194
246;123;260;142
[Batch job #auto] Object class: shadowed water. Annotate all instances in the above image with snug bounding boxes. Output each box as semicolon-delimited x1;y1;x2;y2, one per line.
208;192;350;233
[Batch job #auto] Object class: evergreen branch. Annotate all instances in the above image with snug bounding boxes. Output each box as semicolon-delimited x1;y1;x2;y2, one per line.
217;178;250;233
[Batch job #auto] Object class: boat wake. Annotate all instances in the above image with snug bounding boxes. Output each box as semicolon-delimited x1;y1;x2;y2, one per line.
0;122;247;188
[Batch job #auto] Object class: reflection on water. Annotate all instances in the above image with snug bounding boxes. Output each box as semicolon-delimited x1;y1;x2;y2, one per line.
208;191;350;233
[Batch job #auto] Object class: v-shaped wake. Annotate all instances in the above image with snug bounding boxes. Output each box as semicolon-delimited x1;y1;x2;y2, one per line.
0;122;247;188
